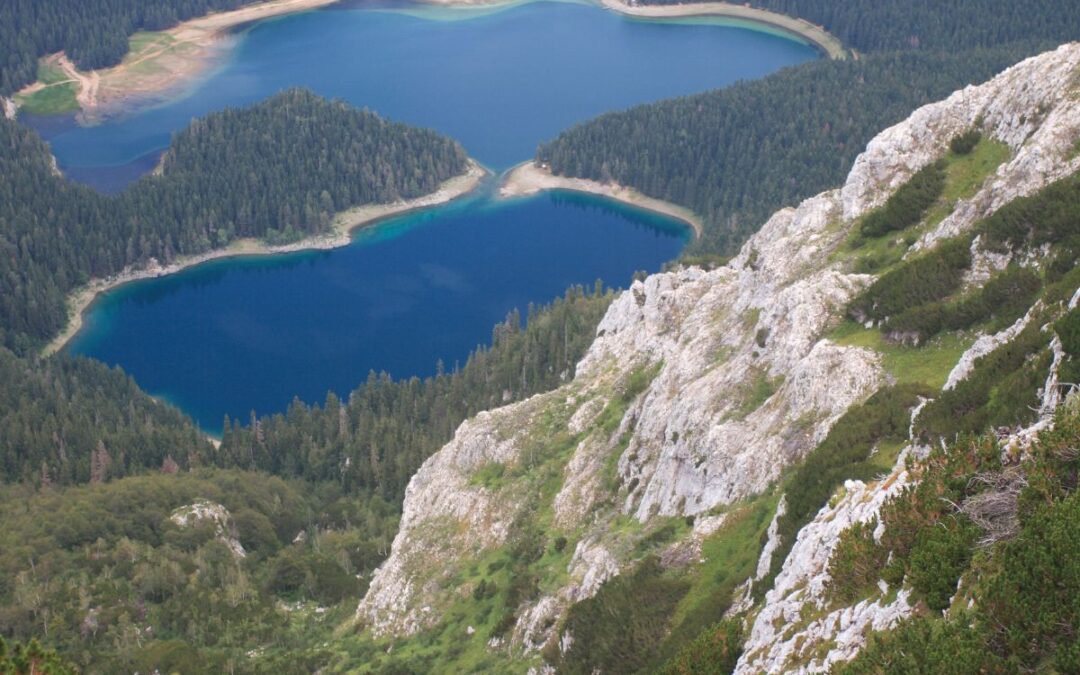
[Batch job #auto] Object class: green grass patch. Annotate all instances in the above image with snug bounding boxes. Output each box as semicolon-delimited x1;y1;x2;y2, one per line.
734;370;783;418
659;495;778;654
469;461;508;489
14;59;79;115
36;60;69;85
843;137;1009;275
16;81;78;115
829;320;973;389
922;137;1011;229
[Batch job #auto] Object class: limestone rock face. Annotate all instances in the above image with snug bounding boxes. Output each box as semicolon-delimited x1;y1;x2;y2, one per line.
841;43;1080;249
359;168;882;640
169;500;246;558
735;457;915;674
358;43;1080;662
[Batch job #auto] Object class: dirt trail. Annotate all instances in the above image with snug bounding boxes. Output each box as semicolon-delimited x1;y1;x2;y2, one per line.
57;54;99;109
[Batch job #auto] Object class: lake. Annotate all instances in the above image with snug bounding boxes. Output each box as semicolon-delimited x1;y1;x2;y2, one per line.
41;0;816;432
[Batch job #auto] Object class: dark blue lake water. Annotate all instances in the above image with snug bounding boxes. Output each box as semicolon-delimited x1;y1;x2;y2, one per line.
70;192;687;430
47;0;816;432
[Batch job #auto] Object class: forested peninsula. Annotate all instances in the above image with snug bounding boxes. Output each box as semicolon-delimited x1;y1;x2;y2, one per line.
535;0;1080;257
0;88;474;356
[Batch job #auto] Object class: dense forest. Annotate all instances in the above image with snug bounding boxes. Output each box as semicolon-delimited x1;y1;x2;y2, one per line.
0;469;396;673
0;0;266;95
537;45;1041;255
0;286;613;670
0;89;467;353
642;0;1080;55
0;348;211;486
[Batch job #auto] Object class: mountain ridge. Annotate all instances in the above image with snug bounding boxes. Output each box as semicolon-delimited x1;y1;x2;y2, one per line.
354;42;1080;672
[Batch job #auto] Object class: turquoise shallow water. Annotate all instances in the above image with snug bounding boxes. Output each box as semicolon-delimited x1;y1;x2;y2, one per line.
45;1;816;432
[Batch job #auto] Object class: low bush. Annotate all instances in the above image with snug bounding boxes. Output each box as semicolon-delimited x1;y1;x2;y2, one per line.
981;174;1080;252
884;265;1040;343
826;520;889;603
552;557;689;674
760;385;930;597
949;130;983;156
657;619;744;675
915;321;1048;441
860;160;947;238
849;237;972;323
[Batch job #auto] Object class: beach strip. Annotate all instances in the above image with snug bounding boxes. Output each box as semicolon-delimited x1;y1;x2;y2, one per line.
600;0;846;60
500;162;703;239
15;0;345;118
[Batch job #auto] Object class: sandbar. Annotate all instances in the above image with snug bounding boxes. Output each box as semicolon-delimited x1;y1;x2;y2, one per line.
15;0;344;120
500;162;703;238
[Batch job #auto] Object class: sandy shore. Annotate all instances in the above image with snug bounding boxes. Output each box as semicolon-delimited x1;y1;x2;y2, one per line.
43;161;487;356
16;0;344;120
500;162;703;238
600;0;845;59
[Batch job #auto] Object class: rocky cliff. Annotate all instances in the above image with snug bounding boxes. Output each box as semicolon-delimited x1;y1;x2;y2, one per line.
357;43;1080;672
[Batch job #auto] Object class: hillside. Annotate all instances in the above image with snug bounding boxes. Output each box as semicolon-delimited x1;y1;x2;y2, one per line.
0;287;614;672
348;43;1080;672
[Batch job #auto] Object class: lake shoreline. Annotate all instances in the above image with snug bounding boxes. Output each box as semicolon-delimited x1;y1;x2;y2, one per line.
599;0;845;60
14;0;841;120
499;161;703;238
15;0;343;121
42;160;487;357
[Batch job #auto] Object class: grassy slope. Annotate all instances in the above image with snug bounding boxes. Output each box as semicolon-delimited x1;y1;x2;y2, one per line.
15;61;78;115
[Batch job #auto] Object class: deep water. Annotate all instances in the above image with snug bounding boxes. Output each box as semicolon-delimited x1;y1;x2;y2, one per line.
47;0;816;431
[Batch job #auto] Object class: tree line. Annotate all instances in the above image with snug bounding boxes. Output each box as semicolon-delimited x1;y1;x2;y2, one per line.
0;88;468;354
